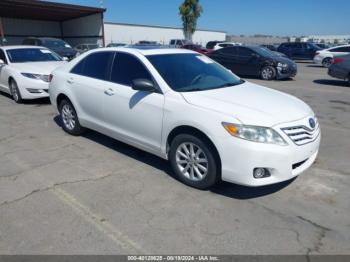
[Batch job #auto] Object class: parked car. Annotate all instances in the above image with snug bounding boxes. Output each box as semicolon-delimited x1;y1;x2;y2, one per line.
137;41;160;46
213;42;242;51
107;43;127;48
49;47;320;189
271;51;288;58
75;43;100;55
315;43;330;49
182;44;209;54
22;37;77;60
313;45;350;68
277;42;321;60
209;45;297;80
260;44;277;51
328;54;350;85
169;39;191;48
206;41;224;50
0;45;66;103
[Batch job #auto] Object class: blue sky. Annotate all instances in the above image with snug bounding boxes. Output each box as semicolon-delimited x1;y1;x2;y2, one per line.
50;0;349;36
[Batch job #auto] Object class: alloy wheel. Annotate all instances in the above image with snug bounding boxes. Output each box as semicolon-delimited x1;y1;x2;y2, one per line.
61;104;76;130
11;82;19;102
175;142;209;182
262;67;273;80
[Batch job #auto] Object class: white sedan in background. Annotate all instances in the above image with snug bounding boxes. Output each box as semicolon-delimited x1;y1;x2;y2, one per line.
313;45;350;67
49;47;320;189
0;46;67;103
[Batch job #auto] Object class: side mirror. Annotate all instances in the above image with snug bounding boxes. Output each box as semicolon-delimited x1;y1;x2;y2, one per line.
132;79;156;92
0;59;5;64
62;57;69;61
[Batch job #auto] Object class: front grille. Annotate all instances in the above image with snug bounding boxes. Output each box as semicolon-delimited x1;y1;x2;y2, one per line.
281;119;320;146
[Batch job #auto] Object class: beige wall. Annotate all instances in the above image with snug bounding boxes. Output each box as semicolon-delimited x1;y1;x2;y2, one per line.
104;23;226;46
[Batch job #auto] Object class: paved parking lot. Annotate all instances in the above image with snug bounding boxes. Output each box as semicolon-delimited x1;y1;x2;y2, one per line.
0;62;349;255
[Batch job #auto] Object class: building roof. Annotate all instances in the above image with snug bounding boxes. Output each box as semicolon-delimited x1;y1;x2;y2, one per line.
105;22;226;34
0;0;105;21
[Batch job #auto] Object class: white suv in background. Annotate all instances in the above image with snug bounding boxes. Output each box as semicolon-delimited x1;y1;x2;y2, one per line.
213;42;242;50
49;47;320;189
313;45;350;67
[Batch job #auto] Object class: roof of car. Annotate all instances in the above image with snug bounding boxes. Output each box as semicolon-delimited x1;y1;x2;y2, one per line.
328;44;350;49
0;45;48;51
96;47;196;56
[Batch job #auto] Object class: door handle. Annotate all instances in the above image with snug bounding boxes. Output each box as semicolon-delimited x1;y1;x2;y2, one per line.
67;78;74;84
104;88;115;96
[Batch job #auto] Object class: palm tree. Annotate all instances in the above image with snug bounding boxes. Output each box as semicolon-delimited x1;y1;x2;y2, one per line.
179;0;203;41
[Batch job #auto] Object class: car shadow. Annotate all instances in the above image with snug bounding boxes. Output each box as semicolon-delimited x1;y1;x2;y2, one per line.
242;76;295;82
0;91;51;105
53;116;294;199
307;65;325;68
313;79;349;88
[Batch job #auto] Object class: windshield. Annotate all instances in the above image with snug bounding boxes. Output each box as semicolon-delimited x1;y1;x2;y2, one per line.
41;39;71;49
147;53;243;92
6;48;62;63
252;46;275;57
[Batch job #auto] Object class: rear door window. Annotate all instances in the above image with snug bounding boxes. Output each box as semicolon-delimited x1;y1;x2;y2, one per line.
71;51;114;81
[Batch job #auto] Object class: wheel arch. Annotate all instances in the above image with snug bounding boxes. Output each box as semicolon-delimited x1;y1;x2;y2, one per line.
166;125;222;174
8;76;15;85
56;93;71;109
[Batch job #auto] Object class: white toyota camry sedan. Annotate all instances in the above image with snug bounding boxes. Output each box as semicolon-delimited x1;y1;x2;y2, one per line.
49;47;321;189
0;46;67;103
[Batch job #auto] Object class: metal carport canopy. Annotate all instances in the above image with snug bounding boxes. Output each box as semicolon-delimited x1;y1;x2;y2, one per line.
0;0;106;46
0;0;105;21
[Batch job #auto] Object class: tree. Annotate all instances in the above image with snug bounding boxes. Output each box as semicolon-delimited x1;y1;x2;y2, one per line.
179;0;203;41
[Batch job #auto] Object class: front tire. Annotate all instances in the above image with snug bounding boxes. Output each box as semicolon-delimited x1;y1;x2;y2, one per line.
322;57;332;68
169;134;219;189
260;66;276;80
58;99;85;136
9;79;23;103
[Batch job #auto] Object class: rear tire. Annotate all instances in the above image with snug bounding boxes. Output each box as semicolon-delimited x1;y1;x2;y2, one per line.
9;79;23;103
322;57;332;68
58;99;85;136
260;66;276;80
169;134;219;189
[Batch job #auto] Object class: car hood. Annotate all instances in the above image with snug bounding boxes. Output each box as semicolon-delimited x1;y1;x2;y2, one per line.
181;81;313;127
11;61;67;75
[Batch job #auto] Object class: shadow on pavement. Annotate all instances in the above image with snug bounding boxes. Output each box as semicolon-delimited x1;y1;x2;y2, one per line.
53;116;294;199
0;90;51;105
314;79;349;88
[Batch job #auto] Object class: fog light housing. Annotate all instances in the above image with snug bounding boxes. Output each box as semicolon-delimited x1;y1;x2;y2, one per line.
253;168;271;179
26;88;43;94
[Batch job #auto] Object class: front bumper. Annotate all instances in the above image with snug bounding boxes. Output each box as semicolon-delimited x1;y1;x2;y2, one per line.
217;117;321;187
17;77;50;99
276;65;297;79
328;66;347;80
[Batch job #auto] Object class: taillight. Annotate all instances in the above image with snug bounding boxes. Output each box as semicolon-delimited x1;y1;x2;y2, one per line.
48;74;53;82
333;57;344;64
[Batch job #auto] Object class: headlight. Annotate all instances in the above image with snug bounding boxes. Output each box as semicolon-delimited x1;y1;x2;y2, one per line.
277;62;288;69
222;122;288;146
21;73;49;82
